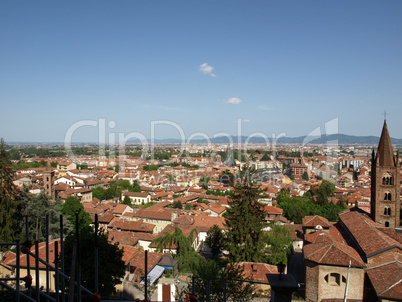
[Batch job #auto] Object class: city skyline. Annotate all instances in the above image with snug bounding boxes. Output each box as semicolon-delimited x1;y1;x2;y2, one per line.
1;1;402;142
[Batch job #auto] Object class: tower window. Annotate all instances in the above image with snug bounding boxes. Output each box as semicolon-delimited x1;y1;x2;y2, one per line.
385;222;390;227
384;192;392;201
384;206;391;216
382;173;394;186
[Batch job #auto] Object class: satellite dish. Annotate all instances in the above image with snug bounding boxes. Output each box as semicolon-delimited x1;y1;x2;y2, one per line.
315;225;323;230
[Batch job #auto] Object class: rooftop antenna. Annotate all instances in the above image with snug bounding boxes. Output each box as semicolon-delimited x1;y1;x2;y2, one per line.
383;110;388;121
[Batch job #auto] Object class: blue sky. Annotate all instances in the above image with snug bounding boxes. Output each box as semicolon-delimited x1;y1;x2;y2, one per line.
1;1;402;142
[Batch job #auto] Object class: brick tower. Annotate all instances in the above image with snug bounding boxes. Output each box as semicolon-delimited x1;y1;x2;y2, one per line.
371;120;400;228
43;161;55;201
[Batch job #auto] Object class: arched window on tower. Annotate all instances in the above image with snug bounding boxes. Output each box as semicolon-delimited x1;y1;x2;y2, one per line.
385;222;390;227
384;206;391;216
384;192;391;201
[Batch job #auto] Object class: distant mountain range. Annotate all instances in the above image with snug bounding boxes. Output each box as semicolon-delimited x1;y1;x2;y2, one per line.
150;134;402;145
9;134;402;145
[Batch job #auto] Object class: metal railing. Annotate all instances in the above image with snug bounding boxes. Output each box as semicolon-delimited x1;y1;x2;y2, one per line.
0;214;95;302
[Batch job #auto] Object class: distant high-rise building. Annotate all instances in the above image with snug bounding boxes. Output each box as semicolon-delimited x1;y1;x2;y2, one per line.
370;120;401;228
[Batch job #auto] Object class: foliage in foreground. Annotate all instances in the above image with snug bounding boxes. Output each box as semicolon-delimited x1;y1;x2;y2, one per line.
180;259;255;302
0;138;20;247
63;226;125;297
152;227;203;273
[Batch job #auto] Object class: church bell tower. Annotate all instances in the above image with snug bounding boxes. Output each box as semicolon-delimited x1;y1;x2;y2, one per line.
371;120;400;228
43;161;55;201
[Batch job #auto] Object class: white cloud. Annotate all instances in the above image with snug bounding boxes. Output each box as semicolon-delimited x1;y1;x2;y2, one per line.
199;63;216;77
258;105;271;111
225;97;242;105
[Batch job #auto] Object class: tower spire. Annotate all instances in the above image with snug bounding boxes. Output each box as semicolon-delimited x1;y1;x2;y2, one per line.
376;120;395;167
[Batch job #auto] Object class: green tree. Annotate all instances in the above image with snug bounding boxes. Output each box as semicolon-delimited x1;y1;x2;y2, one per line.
261;153;271;161
129;180;141;192
205;225;224;259
61;196;92;232
265;223;293;265
20;194;67;241
172;201;183;209
0;138;19;246
122;195;132;205
118;179;131;190
188;260;255;302
143;164;159;171
64;226;125;296
104;187;115;200
302;171;309;181
151;227;201;272
224;167;267;263
276;188;290;204
92;187;106;200
315;179;336;206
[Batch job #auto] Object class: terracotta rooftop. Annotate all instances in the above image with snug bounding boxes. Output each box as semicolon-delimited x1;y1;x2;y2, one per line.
304;241;365;268
237;262;279;283
5;239;60;269
366;261;402;300
108;230;139;246
123;192;149;198
339;211;401;257
108;217;155;233
302;215;332;228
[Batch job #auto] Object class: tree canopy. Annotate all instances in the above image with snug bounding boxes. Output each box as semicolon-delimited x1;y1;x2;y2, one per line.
186;260;255;302
205;224;224;260
277;181;346;223
224;166;267;263
63;225;125;296
19;194;68;241
265;223;293;265
151;227;202;273
0;138;20;246
61;196;92;232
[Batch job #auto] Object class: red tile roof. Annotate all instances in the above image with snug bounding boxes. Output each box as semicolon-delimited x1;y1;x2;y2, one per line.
236;262;279;283
366;261;402;300
304;241;365;267
339;211;401;257
303;215;332;228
